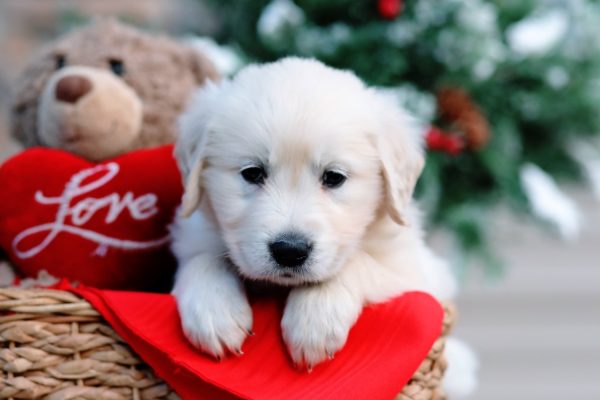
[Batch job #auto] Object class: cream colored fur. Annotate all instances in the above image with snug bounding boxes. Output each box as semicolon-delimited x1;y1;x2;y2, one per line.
171;58;457;369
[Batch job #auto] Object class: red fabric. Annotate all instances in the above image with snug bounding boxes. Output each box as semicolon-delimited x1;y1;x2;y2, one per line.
0;146;182;291
73;287;443;400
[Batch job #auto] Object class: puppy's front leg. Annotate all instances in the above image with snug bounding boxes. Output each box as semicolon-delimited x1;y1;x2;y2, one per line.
173;254;253;359
281;253;379;369
282;250;414;369
282;279;361;369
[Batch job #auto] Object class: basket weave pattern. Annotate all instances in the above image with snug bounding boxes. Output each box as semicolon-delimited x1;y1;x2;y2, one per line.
0;288;453;400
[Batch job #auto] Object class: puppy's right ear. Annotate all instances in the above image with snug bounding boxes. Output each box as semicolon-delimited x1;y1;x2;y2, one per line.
175;81;223;218
186;47;220;85
180;155;204;218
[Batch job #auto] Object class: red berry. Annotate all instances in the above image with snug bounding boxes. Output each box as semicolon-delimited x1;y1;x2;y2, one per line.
426;126;465;156
444;136;465;155
426;127;445;149
378;0;403;19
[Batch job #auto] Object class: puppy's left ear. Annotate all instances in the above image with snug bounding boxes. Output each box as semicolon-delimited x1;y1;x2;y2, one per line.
374;94;425;225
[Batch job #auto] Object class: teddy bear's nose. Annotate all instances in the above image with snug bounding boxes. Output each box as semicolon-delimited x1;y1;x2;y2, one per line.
55;75;92;103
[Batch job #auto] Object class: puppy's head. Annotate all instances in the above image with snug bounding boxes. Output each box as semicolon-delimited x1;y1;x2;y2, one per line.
177;58;423;285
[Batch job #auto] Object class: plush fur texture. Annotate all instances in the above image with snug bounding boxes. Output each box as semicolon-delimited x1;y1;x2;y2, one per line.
11;18;218;161
171;58;459;371
443;337;480;398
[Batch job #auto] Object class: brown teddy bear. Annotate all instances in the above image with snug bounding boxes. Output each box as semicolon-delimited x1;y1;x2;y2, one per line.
10;18;218;161
0;18;218;288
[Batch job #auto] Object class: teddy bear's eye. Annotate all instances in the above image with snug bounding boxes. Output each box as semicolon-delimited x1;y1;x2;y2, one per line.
109;58;125;76
55;55;66;70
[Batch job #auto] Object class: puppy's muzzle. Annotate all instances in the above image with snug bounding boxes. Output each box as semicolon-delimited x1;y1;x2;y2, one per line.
269;232;313;269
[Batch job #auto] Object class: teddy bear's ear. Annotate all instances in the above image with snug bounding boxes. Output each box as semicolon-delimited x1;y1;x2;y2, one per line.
186;49;220;85
11;49;58;147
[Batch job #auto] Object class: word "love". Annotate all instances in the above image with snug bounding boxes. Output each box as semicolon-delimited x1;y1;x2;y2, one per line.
13;163;170;259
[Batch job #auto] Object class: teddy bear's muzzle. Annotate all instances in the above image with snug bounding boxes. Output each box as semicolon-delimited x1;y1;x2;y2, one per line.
38;65;143;161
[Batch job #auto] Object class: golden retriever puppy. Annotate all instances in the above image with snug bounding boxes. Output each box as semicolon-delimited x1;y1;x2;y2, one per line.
171;57;457;370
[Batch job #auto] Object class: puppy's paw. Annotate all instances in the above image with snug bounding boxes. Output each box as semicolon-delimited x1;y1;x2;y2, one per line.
177;283;253;359
281;285;361;370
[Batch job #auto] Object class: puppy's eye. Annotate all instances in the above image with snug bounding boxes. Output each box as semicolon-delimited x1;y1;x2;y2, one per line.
109;58;125;76
322;170;347;189
55;55;66;70
241;166;267;185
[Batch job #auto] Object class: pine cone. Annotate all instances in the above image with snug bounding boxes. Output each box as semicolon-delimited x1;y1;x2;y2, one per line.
436;87;490;150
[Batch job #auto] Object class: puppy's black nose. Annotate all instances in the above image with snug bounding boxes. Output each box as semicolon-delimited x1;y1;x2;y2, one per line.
269;233;312;268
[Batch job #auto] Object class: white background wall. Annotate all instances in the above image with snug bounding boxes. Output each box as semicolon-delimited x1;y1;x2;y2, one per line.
451;189;600;399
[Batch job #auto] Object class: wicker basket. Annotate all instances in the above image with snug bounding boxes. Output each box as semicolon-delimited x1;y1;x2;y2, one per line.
0;288;454;400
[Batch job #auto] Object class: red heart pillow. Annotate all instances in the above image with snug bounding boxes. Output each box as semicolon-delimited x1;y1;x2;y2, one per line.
0;146;183;290
73;287;444;400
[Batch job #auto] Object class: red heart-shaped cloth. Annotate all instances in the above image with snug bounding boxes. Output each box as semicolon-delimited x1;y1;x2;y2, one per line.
72;287;443;400
0;146;182;290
